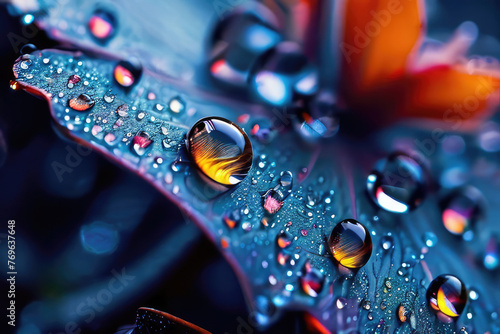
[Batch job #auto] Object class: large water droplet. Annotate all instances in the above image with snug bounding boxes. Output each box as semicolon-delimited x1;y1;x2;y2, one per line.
209;9;281;88
187;117;252;186
328;219;372;269
366;152;427;213
426;274;467;318
440;186;484;239
250;42;312;106
68;94;95;111
88;9;116;43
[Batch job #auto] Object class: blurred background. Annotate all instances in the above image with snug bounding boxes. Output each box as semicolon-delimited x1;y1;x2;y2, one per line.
0;0;500;333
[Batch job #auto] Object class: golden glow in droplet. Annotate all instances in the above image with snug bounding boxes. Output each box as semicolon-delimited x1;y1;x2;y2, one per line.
187;117;252;186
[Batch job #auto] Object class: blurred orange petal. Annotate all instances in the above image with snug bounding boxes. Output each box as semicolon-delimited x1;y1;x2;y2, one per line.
399;65;500;127
340;0;425;93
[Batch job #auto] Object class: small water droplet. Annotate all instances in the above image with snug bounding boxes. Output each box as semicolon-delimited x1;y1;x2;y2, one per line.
423;232;438;248
68;94;95;111
300;263;324;297
380;235;393;250
277;231;293;248
115;104;129;117
67;74;81;88
131;131;153;156
223;209;240;229
114;59;142;88
440;186;484;239
103;94;115;103
169;96;185;113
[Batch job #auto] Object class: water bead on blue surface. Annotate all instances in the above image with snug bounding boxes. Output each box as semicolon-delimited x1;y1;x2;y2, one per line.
367;152;427;213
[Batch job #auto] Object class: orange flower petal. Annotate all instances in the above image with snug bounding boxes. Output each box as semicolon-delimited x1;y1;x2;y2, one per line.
340;0;425;93
399;65;500;128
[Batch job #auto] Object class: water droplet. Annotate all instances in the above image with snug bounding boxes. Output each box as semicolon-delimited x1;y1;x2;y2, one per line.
250;42;310;106
115;104;129;117
104;133;116;145
328;219;372;269
241;221;252;232
366;152;427;213
276;231;293;248
468;289;479;301
131;132;153;156
397;266;408;276
398;304;409;323
380;235;393;250
169;96;185;113
103;94;115;103
483;234;499;270
423;232;438;248
336;297;347;309
21;14;35;25
426;274;467;318
295;92;340;140
263;171;293;214
300;263;324;297
68;94;95;111
440;186;484;238
114;59;142;88
362;300;371;310
20;43;37;55
67;74;81;88
208;10;280;87
20;60;30;69
277;252;290;266
300;229;308;236
88;9;116;43
187;117;252;186
223;209;240;229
